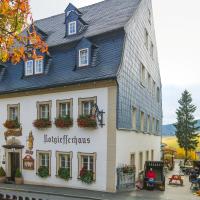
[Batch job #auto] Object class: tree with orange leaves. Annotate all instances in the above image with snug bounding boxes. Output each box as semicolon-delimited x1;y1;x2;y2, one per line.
0;0;48;64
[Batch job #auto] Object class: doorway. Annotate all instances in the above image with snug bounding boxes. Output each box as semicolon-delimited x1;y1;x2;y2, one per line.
10;152;20;181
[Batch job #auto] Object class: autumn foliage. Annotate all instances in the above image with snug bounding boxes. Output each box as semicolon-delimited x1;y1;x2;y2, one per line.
0;0;48;64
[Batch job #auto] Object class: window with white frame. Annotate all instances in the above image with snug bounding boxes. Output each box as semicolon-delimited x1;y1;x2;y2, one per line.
25;60;33;76
56;152;72;177
130;153;135;167
79;48;89;67
57;99;72;118
78;152;96;180
139;152;143;170
145;29;149;49
37;101;52;120
146;151;149;161
8;104;20;121
148;9;151;25
156;119;159;133
147;73;151;91
35;58;44;74
147;115;150;133
132;107;137;130
152;117;155;133
150;42;154;59
68;21;76;35
151;150;154;161
140;63;145;86
78;97;96;116
37;150;51;176
157;87;160;103
140;111;144;132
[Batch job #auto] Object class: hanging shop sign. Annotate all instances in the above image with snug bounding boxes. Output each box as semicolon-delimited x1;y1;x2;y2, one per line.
23;155;34;170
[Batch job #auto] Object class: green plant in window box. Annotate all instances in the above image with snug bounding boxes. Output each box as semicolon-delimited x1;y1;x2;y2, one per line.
0;167;6;183
38;166;49;178
79;167;94;184
77;115;97;128
33;118;52;129
3;119;20;129
58;168;70;181
15;168;23;185
55;115;73;128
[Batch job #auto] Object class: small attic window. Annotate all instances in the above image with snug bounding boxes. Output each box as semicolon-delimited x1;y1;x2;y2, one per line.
25;60;33;76
35;58;44;74
68;21;76;35
79;48;89;67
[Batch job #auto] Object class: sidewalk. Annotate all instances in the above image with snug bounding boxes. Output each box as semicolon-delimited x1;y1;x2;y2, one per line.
0;183;119;200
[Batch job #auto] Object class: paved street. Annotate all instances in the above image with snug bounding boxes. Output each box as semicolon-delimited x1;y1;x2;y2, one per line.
0;161;199;200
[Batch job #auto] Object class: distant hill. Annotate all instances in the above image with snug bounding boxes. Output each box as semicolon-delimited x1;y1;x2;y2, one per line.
162;119;200;136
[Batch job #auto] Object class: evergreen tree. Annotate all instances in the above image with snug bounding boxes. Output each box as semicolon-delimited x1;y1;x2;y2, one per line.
174;90;199;159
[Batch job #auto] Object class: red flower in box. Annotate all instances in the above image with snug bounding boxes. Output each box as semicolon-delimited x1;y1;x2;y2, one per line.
77;115;97;128
33;119;52;129
55;116;73;128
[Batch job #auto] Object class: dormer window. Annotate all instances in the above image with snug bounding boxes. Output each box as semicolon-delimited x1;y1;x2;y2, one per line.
35;58;44;74
25;60;33;76
68;21;76;35
79;48;89;67
67;11;72;16
24;58;44;76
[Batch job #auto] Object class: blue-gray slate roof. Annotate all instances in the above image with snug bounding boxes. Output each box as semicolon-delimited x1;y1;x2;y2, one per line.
0;0;141;94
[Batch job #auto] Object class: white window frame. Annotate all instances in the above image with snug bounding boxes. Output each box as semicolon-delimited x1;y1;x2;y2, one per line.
79;48;89;67
35;58;44;74
25;60;33;76
36;150;51;176
77;152;97;180
68;21;77;35
140;111;144;132
56;151;72;177
132;107;137;130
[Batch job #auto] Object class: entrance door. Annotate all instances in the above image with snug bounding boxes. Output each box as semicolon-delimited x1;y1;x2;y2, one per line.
10;152;20;181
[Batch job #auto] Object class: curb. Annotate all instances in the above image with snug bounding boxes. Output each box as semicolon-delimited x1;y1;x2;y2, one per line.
0;186;109;200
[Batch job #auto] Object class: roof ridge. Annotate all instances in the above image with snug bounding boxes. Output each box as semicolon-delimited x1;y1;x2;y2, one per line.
35;0;105;23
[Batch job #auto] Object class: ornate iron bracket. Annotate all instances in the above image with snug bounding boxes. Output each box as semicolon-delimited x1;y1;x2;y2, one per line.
91;104;105;128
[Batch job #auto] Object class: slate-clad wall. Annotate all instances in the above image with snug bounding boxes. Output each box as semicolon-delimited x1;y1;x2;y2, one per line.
117;0;162;134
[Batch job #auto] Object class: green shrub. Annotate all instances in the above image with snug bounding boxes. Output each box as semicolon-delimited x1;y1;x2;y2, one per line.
58;168;70;180
15;168;22;178
0;167;6;177
38;166;49;178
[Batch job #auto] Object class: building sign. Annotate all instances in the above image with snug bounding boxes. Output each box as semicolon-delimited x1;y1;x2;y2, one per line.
4;128;22;140
23;155;34;170
44;134;91;145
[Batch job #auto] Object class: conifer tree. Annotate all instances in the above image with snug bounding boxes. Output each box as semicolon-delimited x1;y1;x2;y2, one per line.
174;90;199;159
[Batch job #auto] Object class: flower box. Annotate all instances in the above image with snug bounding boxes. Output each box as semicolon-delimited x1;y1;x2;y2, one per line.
3;120;20;129
77;115;97;128
33;119;52;129
79;167;94;184
55;116;73;128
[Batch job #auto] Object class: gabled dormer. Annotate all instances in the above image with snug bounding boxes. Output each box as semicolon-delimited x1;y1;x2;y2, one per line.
75;38;98;68
65;3;88;37
65;3;82;18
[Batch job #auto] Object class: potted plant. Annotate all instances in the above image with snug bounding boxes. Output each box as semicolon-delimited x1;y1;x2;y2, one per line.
58;168;70;181
33;119;52;129
3;119;20;129
77;115;97;128
38;166;49;178
15;168;23;185
79;167;94;184
55;116;73;128
0;167;6;183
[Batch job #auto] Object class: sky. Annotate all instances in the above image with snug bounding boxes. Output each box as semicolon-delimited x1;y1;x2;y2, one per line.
29;0;200;125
